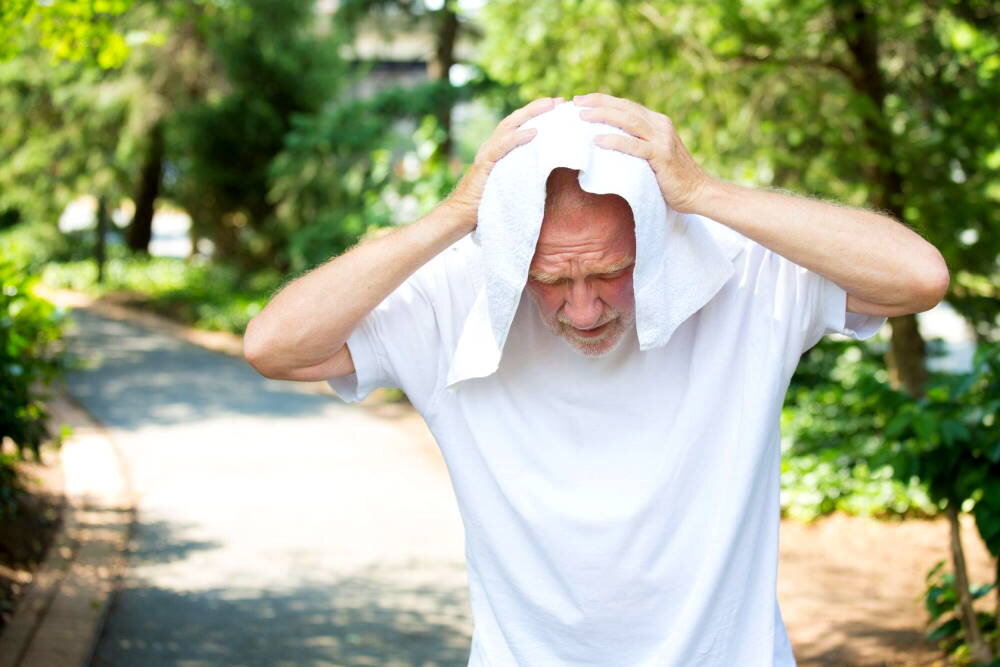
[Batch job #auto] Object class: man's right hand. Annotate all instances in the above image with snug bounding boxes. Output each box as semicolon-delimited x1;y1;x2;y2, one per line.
442;96;563;232
244;96;564;382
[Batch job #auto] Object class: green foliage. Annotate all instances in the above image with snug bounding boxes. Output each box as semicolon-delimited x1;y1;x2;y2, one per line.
783;336;1000;536
873;344;1000;556
780;450;936;521
0;51;131;229
169;0;350;267
41;246;279;334
270;77;492;273
781;337;915;519
0;258;70;465
0;221;81;273
0;0;132;67
922;559;997;663
784;337;1000;662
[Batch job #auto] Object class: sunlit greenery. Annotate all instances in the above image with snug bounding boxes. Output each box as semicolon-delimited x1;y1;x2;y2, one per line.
41;246;279;333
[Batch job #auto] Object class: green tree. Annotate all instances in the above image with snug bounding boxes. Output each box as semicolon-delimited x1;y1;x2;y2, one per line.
335;0;480;163
0;45;132;247
0;0;132;67
168;0;348;268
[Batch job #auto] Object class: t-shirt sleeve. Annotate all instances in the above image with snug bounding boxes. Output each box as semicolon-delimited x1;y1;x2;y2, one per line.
739;238;887;355
326;239;474;414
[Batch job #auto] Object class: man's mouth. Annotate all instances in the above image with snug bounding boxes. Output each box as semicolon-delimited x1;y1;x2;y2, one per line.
567;321;611;337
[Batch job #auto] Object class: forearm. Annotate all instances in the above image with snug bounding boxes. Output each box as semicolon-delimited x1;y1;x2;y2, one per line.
243;204;472;377
690;177;949;309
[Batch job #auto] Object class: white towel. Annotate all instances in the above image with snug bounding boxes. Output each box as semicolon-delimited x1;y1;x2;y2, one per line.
444;100;746;388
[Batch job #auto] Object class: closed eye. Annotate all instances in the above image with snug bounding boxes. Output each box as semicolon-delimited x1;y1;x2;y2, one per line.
528;266;631;285
597;269;628;280
529;275;565;285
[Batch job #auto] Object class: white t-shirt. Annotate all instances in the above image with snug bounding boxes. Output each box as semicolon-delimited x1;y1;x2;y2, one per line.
328;231;886;666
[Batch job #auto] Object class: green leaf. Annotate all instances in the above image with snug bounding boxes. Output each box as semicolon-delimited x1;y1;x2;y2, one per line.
913;412;939;446
950;372;978;401
970;583;994;600
940;419;970;447
988;440;1000;464
885;410;912;440
927;617;961;642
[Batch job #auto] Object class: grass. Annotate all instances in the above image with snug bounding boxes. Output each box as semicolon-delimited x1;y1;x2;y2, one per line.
41;246;284;334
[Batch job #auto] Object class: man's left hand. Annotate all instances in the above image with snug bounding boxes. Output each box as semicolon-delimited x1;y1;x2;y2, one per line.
573;93;711;214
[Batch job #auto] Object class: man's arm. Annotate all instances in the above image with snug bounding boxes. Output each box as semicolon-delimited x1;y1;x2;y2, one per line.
684;180;950;317
243;96;562;382
243;206;472;381
572;92;950;317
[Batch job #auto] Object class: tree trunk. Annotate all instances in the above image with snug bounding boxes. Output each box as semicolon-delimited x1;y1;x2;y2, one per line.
126;120;164;254
830;1;929;398
211;211;242;263
188;224;201;260
426;0;459;163
832;5;991;661
95;195;108;284
946;502;994;663
886;314;929;398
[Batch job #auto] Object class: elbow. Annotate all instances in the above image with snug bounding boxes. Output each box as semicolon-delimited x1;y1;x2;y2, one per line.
911;249;950;313
242;317;283;379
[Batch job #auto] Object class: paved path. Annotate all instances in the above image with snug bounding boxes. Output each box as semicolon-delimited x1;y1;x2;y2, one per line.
58;303;997;667
63;309;472;666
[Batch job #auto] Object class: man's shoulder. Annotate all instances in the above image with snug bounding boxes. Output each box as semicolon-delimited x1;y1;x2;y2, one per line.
445;234;482;264
398;234;482;318
417;234;482;288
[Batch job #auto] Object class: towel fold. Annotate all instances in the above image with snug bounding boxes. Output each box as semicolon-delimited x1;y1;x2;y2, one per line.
445;101;746;388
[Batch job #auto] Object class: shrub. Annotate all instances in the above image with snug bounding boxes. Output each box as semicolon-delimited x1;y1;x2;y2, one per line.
0;256;71;516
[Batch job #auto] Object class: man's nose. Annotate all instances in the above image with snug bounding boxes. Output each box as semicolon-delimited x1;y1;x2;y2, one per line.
563;281;604;329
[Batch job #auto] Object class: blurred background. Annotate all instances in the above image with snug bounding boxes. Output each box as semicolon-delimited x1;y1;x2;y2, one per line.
0;0;997;665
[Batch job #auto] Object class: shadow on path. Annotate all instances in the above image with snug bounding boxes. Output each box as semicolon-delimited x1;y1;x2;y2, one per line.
92;518;470;666
64;309;339;430
91;574;472;666
63;308;473;666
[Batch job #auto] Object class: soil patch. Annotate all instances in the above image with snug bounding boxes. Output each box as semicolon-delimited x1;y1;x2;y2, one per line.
0;446;64;636
779;511;995;666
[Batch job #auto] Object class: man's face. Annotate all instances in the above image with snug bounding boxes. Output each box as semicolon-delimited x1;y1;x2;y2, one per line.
525;169;637;357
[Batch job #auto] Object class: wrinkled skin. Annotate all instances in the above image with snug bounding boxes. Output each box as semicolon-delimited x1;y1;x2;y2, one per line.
525;168;637;357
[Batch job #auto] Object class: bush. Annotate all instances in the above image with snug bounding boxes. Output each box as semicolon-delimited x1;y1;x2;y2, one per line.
780;450;937;521
922;559;997;664
0;257;71;517
0;219;101;272
41;248;280;334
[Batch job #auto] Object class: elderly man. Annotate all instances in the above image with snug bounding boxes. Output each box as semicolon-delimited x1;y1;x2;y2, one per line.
244;94;949;666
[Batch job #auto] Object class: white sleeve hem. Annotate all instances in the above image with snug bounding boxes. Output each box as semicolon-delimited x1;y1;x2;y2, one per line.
327;317;385;403
821;278;887;341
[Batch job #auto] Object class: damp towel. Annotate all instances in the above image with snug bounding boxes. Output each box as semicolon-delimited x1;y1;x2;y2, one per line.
444;100;747;388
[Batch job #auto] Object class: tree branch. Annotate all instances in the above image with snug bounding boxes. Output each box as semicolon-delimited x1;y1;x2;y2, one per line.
726;51;857;83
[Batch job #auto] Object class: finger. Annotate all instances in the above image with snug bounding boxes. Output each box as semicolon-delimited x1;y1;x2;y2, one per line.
572;92;630;110
491;127;538;162
594;133;654;159
579;106;652;140
499;96;563;131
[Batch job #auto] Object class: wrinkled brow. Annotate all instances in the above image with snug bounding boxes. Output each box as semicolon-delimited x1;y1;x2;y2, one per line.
528;255;635;284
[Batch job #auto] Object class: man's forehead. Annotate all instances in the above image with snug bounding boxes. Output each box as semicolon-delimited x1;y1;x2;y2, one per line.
528;251;635;277
537;200;634;240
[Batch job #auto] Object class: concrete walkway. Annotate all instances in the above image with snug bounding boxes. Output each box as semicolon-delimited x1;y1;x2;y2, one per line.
62;308;472;666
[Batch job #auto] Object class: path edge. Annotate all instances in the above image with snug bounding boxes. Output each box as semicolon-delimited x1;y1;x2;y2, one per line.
35;284;431;432
0;385;137;667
